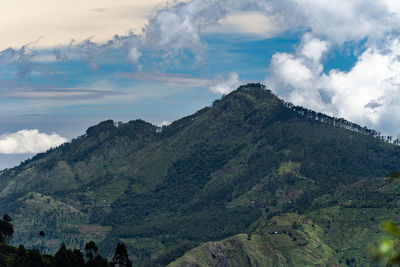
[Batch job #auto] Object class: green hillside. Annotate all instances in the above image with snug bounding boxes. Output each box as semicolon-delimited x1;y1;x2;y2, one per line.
0;84;399;266
170;177;400;266
169;213;339;267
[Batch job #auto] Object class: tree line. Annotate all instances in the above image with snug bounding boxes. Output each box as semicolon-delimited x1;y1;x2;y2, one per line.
237;83;400;145
283;101;399;145
0;214;132;267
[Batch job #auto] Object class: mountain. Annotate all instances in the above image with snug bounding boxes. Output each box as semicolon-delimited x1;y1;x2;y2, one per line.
169;176;400;266
169;213;339;266
0;83;399;266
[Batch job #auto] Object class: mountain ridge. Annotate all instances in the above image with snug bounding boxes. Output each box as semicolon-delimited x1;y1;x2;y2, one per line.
0;83;399;266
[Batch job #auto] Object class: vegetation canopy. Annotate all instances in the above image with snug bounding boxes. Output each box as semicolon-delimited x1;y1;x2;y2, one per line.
0;84;399;266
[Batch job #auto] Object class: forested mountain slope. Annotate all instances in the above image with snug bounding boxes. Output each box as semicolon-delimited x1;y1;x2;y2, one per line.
170;176;400;266
0;84;399;266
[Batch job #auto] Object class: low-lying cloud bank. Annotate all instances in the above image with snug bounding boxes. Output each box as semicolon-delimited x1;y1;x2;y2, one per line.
0;129;67;154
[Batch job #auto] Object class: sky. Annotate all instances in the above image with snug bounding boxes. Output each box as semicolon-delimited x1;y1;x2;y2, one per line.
0;0;400;169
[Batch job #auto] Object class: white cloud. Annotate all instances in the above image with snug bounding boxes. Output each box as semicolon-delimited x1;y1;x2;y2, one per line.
2;0;399;72
271;53;313;89
0;129;67;154
262;1;400;137
0;0;274;52
159;121;171;127
208;72;241;94
127;47;141;64
139;0;276;63
0;45;37;78
266;0;398;45
268;34;400;136
321;42;400;135
207;11;279;38
3;0;400;138
142;0;225;63
300;33;329;63
0;0;271;73
269;34;326;93
0;0;172;50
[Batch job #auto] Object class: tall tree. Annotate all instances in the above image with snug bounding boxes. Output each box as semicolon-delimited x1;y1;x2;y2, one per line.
26;250;45;267
111;242;132;267
14;244;28;267
55;243;84;267
0;254;5;267
0;214;13;245
84;241;108;267
84;241;98;261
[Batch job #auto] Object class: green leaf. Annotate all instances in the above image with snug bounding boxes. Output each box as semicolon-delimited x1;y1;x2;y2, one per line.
384;222;400;238
389;170;400;182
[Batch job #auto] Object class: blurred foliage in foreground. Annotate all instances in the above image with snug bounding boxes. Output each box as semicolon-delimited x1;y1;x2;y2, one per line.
371;170;400;266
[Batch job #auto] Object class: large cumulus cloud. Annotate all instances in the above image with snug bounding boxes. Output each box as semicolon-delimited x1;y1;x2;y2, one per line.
269;34;400;136
0;129;67;154
265;0;400;136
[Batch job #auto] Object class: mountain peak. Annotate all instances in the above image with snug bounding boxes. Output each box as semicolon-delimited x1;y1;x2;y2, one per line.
0;83;399;265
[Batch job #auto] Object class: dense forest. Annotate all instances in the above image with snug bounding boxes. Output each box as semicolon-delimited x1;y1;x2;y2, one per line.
0;84;399;266
0;214;133;266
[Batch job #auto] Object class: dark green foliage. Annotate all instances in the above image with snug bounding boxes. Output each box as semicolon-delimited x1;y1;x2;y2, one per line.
247;233;252;240
14;244;27;267
2;240;115;267
86;120;115;137
0;214;13;244
3;214;11;223
111;242;132;267
0;254;5;266
389;170;400;181
85;255;108;267
25;249;45;267
0;216;112;267
72;249;85;265
148;241;194;267
85;241;98;260
0;84;399;265
84;241;109;267
54;243;84;267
